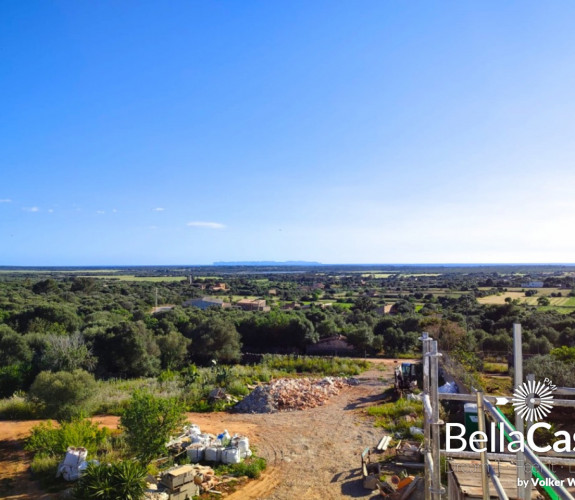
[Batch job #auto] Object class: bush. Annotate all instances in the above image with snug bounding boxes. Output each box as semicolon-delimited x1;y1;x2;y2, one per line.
0;394;38;419
261;355;369;376
368;398;424;438
120;391;186;463
28;369;98;420
26;419;110;457
0;363;33;398
30;454;60;480
74;461;147;500
216;456;267;479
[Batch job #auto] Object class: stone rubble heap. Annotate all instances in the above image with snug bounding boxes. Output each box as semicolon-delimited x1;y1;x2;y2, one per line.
235;376;355;414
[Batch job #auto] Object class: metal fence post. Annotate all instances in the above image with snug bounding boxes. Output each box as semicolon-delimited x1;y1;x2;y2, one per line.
514;323;528;500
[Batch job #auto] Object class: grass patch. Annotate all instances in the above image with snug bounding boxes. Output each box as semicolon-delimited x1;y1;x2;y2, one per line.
261;354;369;376
0;394;39;419
80;275;186;282
479;374;512;395
215;456;267;479
368;398;424;439
483;362;508;374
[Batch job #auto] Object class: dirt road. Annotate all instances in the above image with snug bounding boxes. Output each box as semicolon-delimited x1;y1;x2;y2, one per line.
0;359;405;500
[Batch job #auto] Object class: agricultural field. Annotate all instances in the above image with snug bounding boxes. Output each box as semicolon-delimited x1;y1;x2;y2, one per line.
477;287;575;312
79;275;187;282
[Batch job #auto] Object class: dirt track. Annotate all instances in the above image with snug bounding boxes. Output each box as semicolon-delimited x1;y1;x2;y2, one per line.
0;359;406;500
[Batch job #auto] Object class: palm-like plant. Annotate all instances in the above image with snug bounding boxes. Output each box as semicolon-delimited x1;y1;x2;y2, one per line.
74;461;147;500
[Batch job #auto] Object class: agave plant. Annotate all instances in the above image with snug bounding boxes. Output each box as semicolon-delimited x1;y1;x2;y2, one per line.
74;460;147;500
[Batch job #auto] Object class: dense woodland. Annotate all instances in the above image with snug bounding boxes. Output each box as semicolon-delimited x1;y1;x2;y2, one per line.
1;265;575;400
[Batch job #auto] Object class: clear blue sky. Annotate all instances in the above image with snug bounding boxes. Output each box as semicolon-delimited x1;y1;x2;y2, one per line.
2;1;575;265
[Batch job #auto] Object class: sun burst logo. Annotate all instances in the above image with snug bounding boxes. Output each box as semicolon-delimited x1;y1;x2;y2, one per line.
512;379;555;422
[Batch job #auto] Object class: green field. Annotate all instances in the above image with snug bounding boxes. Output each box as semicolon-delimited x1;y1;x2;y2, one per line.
478;289;575;313
0;269;120;274
360;273;393;278
80;275;186;282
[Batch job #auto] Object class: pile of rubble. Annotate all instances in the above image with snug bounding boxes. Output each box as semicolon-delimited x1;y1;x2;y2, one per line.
235;376;354;413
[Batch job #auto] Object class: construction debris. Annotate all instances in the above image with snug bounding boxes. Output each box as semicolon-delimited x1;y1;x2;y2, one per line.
376;435;392;451
56;447;97;481
165;424;252;465
158;464;217;500
235;377;353;413
395;441;423;463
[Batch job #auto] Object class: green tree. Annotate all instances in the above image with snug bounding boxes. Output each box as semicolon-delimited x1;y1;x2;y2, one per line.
551;346;575;362
28;369;98;421
120;391;186;463
39;333;96;372
32;278;59;294
390;299;415;315
157;330;190;370
94;321;160;378
352;296;376;313
380;327;419;356
190;317;242;364
346;325;374;353
0;324;32;365
537;296;551;307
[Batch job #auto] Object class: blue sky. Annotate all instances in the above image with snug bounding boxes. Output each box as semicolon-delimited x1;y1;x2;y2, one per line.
2;1;575;265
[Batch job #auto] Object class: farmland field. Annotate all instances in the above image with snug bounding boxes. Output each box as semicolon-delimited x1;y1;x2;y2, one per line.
478;290;575;312
79;275;186;282
0;269;120;274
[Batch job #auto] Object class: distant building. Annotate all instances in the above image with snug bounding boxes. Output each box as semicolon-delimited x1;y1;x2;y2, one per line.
183;296;230;310
522;281;544;288
306;335;354;356
236;299;269;312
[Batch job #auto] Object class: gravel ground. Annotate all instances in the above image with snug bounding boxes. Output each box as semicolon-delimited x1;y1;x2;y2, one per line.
0;359;409;500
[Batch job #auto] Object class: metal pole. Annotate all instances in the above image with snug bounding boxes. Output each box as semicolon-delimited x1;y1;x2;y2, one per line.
430;340;443;500
438;392;575;408
525;374;535;499
476;391;490;500
488;464;510;500
422;333;431;500
514;323;528;500
443;450;575;467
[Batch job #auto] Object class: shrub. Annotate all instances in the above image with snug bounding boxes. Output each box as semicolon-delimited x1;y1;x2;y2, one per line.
0;363;34;398
30;454;60;480
74;461;147;500
261;354;369;376
216;456;267;479
0;394;38;419
120;391;186;463
368;398;424;438
26;419;110;457
28;369;98;420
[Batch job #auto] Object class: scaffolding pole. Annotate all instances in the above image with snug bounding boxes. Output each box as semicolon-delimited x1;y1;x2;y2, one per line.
476;391;490;500
514;323;528;500
429;340;443;500
422;332;432;500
